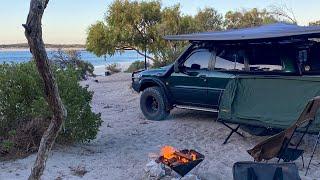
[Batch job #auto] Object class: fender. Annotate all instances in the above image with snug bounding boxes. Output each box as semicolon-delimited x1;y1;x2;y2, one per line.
138;77;173;108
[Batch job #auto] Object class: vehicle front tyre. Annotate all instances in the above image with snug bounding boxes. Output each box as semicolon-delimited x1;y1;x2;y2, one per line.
140;87;170;121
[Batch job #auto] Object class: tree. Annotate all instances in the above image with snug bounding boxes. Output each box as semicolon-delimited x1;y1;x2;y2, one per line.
269;3;297;24
194;8;223;31
310;20;320;26
86;0;223;67
86;0;161;61
224;8;277;29
23;0;67;179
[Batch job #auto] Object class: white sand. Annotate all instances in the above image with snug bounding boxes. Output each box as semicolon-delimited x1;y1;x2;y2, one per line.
1;73;320;180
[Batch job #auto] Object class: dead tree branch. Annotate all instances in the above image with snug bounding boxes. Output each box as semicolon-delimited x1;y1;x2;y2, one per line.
23;0;67;179
269;3;297;24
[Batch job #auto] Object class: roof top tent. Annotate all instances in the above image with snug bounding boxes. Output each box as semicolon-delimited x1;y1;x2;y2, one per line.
167;23;320;75
164;23;320;43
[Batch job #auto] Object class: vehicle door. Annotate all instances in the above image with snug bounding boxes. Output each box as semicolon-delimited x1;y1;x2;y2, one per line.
167;49;213;106
206;49;245;108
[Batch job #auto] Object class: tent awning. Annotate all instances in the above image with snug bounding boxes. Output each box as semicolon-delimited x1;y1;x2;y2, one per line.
164;23;320;42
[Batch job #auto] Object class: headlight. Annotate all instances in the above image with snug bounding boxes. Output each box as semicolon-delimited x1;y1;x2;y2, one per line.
133;73;142;82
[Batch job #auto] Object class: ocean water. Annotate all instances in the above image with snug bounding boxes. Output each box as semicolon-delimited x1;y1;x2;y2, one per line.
0;50;145;67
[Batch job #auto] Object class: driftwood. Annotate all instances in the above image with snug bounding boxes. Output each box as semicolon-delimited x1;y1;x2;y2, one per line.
247;96;320;162
23;0;67;180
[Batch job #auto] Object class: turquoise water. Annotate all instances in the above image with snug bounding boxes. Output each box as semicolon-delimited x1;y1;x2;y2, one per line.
0;50;145;66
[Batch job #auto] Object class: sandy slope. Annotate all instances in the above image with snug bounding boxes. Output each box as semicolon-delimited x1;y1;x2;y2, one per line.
1;73;320;180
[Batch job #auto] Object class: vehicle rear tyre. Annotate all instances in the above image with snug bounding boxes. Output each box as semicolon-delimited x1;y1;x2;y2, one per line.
140;87;170;121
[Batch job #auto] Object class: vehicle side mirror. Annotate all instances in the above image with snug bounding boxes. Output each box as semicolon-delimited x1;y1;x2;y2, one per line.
174;61;180;73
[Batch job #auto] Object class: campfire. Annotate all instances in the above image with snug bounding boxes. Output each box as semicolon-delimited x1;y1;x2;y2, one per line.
156;146;204;177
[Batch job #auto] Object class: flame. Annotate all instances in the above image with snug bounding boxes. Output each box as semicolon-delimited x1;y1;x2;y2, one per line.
191;153;197;161
161;146;177;159
160;146;198;164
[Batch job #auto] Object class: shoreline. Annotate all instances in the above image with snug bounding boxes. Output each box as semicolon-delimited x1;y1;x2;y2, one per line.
0;48;86;52
0;49;139;74
93;62;132;75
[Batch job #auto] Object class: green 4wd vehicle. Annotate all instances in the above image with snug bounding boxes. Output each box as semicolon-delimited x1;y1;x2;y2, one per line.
132;23;320;126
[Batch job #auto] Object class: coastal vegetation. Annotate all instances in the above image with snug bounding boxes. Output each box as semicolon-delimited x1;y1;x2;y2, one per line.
125;60;150;73
0;62;102;159
106;63;122;74
51;49;95;79
310;20;320;26
0;49;99;160
86;0;296;67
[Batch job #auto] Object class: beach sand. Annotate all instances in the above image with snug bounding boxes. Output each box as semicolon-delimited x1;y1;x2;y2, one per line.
0;73;319;180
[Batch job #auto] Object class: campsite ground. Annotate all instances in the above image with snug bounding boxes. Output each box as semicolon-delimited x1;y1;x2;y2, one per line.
0;73;319;180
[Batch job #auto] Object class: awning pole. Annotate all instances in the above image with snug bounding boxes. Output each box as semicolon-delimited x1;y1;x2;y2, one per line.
144;44;147;70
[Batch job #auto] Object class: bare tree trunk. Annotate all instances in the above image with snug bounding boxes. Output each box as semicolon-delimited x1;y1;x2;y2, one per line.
23;0;67;179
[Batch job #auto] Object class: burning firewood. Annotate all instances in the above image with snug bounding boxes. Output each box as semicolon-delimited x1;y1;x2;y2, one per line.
173;151;193;161
156;146;204;177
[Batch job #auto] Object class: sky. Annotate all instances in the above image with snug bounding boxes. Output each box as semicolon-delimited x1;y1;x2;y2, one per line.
0;0;319;44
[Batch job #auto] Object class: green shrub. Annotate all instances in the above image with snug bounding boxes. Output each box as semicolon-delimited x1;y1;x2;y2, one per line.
106;63;121;74
1;140;14;151
125;61;149;73
76;60;95;79
0;62;102;151
55;65;102;143
51;49;95;80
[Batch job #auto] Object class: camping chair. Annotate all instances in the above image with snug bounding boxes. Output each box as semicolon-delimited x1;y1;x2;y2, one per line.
233;161;301;180
247;96;320;163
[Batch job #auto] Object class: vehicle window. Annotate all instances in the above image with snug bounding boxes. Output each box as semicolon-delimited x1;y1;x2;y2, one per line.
249;47;296;73
249;64;283;72
214;49;247;71
303;46;320;73
214;47;296;73
184;49;211;70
